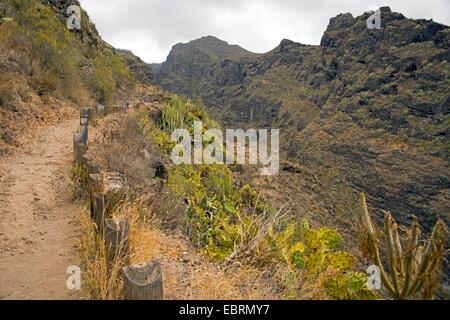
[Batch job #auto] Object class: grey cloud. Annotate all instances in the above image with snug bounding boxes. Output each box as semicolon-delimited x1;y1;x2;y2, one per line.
79;0;450;63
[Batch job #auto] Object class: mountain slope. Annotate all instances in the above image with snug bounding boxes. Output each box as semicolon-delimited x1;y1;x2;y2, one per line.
155;7;450;238
0;0;134;153
116;48;156;85
157;35;260;96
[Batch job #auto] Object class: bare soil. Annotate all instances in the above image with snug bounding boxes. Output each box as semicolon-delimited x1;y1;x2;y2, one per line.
0;119;82;300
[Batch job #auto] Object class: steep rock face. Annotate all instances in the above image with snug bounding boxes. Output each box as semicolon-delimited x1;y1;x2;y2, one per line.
157;35;260;97
117;49;156;85
156;8;449;237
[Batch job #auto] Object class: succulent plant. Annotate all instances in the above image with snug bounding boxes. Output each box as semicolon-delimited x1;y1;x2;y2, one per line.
359;193;448;300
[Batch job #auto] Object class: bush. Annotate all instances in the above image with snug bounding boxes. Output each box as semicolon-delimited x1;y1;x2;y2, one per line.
90;54;133;104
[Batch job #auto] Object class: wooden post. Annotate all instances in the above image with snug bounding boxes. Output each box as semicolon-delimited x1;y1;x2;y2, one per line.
90;163;100;174
78;124;88;145
105;218;130;264
123;261;164;300
82;154;91;169
93;192;106;235
80;107;90;126
73;133;80;162
86;161;100;175
81;107;90;120
88;173;104;217
80;117;89;126
76;143;86;164
105;191;122;216
89;174;104;194
103;172;124;216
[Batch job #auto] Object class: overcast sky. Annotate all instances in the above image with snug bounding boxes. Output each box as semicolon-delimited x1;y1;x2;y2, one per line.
78;0;450;63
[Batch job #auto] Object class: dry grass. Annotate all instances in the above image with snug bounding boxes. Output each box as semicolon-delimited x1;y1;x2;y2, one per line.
78;193;283;300
78;209;125;300
70;163;89;200
130;227;282;300
89;115;165;189
0;74;15;107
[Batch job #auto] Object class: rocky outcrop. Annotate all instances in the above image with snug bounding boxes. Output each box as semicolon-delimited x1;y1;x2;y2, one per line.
117;49;156;85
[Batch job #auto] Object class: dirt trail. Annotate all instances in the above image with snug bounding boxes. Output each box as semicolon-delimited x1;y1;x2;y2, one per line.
0;119;82;300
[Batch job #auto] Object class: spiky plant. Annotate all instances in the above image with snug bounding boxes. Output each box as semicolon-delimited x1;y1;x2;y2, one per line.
359;193;448;300
161;96;187;132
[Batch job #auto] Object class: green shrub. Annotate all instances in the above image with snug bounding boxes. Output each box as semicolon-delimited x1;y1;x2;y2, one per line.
90;54;133;104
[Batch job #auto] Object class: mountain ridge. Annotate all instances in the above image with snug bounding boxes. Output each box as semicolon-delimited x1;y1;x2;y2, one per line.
154;7;450;238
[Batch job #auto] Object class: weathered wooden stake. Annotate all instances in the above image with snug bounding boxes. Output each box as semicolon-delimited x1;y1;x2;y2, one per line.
80;116;89;126
105;218;130;264
78;124;88;145
88;173;104;217
73;133;80;162
103;173;125;216
123;261;164;300
89;163;100;174
93;192;106;235
80;107;90;120
75;143;86;164
81;154;91;168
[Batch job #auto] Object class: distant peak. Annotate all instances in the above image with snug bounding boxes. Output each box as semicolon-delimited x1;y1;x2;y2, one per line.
169;35;257;60
326;13;355;30
279;39;295;46
275;39;307;53
198;35;225;42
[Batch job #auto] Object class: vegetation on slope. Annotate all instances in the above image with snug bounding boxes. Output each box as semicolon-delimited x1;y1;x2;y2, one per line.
0;0;133;104
0;0;133;151
136;94;375;299
155;8;450;252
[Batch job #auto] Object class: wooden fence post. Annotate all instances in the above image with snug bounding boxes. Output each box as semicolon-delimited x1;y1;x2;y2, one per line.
88;173;104;217
103;173;124;216
81;107;90;120
105;218;130;264
78;124;88;145
123;261;164;300
76;143;86;164
89;163;100;174
81;154;91;169
73;133;80;162
93;192;106;235
80;117;89;126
